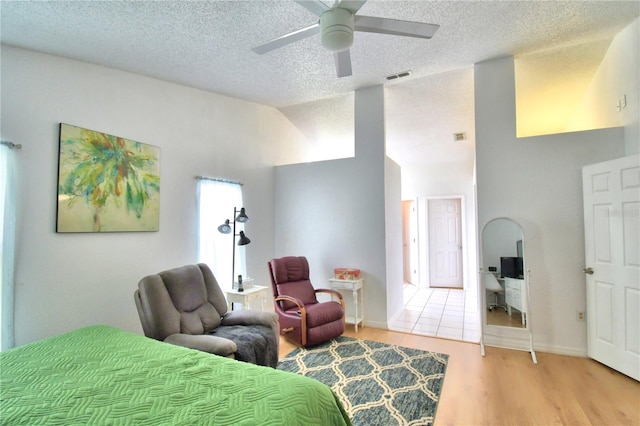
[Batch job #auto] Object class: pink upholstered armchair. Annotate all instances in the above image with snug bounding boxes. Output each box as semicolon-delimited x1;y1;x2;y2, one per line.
268;256;345;347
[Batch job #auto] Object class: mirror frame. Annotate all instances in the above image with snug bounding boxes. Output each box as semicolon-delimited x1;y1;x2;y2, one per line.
479;217;537;364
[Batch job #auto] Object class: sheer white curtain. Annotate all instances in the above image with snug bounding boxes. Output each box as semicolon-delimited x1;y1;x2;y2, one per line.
197;179;245;291
0;143;17;350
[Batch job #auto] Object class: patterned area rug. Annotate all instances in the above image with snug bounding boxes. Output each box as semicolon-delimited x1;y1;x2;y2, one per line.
277;336;449;426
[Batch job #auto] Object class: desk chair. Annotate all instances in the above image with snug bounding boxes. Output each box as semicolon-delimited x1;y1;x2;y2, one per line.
484;272;507;312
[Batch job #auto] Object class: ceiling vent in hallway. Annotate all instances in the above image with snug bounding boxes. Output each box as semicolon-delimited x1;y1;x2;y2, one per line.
385;70;412;81
453;132;466;141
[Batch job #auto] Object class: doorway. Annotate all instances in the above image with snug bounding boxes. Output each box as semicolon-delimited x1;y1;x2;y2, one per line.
428;197;464;289
402;200;419;285
394;195;478;343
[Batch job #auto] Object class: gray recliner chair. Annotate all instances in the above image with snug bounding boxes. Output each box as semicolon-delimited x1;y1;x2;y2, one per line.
134;263;279;368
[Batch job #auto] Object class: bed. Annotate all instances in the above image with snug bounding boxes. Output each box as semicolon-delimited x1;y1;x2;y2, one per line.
0;325;351;425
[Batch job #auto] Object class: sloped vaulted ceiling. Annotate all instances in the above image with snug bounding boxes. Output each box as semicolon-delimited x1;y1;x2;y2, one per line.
2;1;638;165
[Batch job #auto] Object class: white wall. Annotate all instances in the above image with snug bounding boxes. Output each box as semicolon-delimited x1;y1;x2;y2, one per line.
513;39;612;138
274;86;401;329
475;56;626;356
278;93;355;163
569;18;639;154
1;46;308;346
385;157;403;320
273;156;388;328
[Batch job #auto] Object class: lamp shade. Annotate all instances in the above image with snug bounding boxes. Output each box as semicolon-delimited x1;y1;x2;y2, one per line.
235;207;249;223
217;219;232;234
237;231;251;246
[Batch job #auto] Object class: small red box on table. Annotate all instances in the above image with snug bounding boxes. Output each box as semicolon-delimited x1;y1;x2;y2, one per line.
334;268;361;280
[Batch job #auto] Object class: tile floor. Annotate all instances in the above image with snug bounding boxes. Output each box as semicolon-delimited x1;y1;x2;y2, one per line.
389;285;480;343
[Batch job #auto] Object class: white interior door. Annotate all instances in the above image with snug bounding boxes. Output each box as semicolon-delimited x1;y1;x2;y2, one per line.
428;198;463;288
583;154;639;381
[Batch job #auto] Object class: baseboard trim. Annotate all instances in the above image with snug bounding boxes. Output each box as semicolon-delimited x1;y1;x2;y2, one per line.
482;335;587;358
368;322;589;358
530;343;587;358
362;320;388;330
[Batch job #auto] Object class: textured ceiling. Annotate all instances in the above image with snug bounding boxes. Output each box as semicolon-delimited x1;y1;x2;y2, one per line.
1;0;638;166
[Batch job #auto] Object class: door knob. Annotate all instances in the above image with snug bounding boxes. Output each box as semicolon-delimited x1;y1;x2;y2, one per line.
583;267;594;275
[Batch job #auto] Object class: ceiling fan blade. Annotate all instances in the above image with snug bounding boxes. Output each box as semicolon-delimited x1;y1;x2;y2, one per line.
337;0;368;14
294;0;330;17
354;15;439;39
334;49;352;78
252;23;321;54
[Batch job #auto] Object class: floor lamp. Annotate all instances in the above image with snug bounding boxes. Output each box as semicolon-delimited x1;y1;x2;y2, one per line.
217;207;251;291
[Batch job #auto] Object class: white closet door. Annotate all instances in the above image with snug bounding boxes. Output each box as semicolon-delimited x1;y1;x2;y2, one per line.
583;155;639;381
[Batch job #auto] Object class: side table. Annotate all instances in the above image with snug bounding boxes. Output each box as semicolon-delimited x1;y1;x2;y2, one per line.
329;278;365;332
225;285;269;312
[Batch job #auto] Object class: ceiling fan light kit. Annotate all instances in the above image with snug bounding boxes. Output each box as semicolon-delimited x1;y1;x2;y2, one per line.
320;8;354;52
252;0;439;78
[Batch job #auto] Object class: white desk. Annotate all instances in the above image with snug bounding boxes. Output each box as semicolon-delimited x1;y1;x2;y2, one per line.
225;285;269;312
329;278;365;332
505;278;527;326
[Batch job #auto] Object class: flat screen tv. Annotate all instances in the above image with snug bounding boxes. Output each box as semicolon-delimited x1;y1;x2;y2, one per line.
516;256;524;278
500;256;523;278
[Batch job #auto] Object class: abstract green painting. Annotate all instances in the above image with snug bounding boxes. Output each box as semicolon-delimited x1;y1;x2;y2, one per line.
56;124;160;232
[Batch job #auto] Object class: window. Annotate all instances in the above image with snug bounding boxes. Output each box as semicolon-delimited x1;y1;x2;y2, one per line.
197;178;245;291
0;142;17;350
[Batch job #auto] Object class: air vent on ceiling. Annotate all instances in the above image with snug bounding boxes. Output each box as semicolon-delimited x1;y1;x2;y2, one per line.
454;132;466;141
385;70;412;81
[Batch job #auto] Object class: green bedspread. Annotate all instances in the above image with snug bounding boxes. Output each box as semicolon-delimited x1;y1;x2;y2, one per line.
0;325;351;425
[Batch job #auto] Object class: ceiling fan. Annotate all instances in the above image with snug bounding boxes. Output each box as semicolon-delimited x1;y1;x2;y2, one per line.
252;0;439;78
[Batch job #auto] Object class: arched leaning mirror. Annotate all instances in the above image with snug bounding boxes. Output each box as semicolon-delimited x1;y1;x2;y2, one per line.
480;217;536;364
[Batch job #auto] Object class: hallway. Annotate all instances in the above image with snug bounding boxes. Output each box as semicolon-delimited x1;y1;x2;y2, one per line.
389;286;480;343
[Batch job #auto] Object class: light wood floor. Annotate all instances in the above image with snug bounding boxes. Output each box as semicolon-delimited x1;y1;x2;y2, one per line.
279;325;640;426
